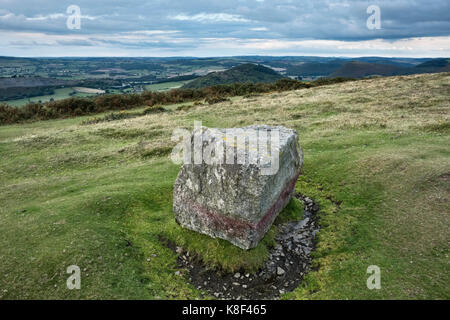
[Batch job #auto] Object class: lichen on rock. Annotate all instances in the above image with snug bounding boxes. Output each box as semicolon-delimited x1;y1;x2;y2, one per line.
173;125;303;250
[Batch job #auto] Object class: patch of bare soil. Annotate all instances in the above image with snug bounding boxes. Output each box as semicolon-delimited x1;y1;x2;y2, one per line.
162;193;320;300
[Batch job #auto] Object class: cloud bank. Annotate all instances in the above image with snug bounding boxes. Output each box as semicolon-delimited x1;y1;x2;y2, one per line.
0;0;449;57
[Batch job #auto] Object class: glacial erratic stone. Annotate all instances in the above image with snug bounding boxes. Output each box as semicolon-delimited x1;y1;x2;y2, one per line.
173;125;303;250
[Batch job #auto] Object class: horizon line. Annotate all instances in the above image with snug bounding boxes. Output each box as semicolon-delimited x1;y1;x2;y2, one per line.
1;55;448;59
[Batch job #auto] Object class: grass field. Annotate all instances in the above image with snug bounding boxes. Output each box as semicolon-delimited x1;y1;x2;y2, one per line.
0;73;448;299
3;87;99;107
144;80;193;92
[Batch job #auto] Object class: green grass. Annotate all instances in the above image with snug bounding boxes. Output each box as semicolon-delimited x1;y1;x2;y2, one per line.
0;72;448;299
144;80;193;92
3;87;98;107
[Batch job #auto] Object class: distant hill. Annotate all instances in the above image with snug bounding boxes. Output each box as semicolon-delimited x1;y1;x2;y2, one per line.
285;60;346;77
330;61;409;79
330;59;450;79
0;76;72;101
182;63;284;89
414;58;450;73
0;76;69;89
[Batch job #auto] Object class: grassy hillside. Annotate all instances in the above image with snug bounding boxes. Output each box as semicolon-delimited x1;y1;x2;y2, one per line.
182;63;284;89
0;73;448;299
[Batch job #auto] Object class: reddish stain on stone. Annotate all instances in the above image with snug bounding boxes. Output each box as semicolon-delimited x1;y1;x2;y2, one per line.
183;171;300;241
255;172;300;232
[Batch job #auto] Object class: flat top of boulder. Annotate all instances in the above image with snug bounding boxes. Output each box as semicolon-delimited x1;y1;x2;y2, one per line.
193;125;298;167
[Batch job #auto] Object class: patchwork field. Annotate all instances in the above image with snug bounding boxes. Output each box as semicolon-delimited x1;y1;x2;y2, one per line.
0;72;448;299
144;80;193;92
3;87;100;107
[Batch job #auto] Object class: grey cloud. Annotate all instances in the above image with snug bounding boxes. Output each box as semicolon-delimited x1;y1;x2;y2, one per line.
0;0;448;56
0;0;447;39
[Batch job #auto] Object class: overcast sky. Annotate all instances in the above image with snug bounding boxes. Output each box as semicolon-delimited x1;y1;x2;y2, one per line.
0;0;449;57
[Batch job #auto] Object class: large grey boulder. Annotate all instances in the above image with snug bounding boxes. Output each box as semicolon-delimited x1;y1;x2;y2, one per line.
173;125;303;250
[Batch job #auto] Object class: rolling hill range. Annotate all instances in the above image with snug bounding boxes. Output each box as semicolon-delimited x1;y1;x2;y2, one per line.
285;60;346;77
330;61;409;78
182;63;285;88
0;72;448;299
182;59;450;86
414;58;450;73
330;58;450;79
0;76;68;89
1;57;447;105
